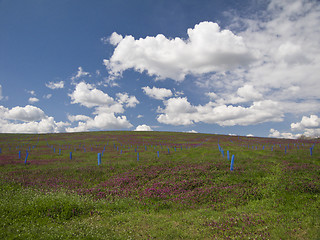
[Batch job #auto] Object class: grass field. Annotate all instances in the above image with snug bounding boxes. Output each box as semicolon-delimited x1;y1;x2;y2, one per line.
0;131;319;239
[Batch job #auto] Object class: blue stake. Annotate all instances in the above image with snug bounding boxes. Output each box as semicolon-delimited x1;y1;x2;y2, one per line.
157;151;159;158
137;152;139;161
25;151;28;165
285;146;287;154
70;152;72;160
59;149;61;155
19;151;21;159
230;155;235;171
98;153;101;165
168;148;170;154
310;147;313;156
227;150;230;161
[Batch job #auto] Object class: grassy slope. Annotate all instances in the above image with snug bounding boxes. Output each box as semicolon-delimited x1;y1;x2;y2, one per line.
0;131;319;239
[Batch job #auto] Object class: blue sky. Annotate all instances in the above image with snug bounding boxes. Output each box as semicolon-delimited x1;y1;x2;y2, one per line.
1;0;320;138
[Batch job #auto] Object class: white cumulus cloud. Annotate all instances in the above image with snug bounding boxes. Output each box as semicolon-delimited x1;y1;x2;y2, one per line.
142;86;173;100
236;85;263;102
134;124;153;131
69;82;139;112
67;114;91;122
104;21;255;81
186;130;198;133
116;92;139;108
0;117;66;134
69;82;115;108
109;32;123;45
28;97;39;103
290;114;320;138
67;82;136;132
1;105;46;122
268;128;299;139
291;115;320;131
66;113;132;132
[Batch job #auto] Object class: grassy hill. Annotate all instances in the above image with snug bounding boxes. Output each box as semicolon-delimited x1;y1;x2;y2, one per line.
0;131;319;239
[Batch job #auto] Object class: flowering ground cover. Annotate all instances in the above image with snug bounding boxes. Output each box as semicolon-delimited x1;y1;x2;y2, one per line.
0;131;319;239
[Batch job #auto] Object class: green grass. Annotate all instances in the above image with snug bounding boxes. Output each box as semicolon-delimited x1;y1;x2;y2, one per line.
0;131;319;239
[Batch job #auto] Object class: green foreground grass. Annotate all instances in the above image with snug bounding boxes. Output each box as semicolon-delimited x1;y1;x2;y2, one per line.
0;131;319;239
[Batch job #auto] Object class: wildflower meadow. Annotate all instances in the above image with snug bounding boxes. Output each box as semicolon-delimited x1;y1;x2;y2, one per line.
0;131;319;239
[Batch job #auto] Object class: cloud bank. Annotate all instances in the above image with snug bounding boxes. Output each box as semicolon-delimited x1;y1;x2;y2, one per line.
157;97;283;126
0;82;138;133
0;105;67;133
